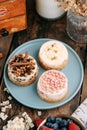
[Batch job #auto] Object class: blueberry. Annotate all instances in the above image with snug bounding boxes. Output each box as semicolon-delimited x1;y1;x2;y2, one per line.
52;123;59;129
45;122;49;127
67;118;73;124
46;116;52;122
56;117;62;124
47;116;56;123
60;127;67;130
63;119;68;126
59;119;68;127
45;122;53;128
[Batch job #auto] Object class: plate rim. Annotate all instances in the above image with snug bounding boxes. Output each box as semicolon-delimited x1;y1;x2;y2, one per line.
4;38;84;109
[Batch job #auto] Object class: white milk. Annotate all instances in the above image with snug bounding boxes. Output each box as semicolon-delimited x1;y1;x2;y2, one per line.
36;0;65;19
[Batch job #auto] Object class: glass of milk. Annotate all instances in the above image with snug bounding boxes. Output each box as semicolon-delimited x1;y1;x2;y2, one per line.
36;0;65;20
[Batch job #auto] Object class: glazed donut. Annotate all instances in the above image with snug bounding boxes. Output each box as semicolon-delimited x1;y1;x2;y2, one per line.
38;40;68;70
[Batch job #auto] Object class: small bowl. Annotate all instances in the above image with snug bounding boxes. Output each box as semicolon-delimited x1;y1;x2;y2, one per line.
37;115;85;130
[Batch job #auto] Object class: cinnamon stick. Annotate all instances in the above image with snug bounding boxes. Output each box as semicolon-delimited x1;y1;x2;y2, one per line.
8;62;30;66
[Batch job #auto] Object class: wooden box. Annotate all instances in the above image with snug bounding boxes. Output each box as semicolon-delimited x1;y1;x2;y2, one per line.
0;0;27;36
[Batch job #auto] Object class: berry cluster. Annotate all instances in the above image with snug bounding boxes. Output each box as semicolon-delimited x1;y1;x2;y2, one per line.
39;116;80;130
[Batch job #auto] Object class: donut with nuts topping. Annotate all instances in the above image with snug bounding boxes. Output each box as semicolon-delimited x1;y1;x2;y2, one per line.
7;52;38;86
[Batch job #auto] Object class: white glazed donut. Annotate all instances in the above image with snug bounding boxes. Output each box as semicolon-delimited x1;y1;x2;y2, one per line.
8;52;38;86
37;70;68;103
38;40;68;70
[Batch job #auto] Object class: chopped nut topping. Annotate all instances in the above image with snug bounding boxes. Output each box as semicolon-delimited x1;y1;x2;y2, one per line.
8;52;36;77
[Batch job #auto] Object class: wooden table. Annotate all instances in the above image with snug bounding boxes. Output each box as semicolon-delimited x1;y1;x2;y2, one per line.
0;0;87;129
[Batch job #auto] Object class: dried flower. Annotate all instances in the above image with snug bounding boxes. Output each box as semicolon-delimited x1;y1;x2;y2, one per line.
55;0;87;16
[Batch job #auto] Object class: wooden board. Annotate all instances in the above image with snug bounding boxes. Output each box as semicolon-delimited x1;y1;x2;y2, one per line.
0;15;27;35
0;0;27;36
0;0;6;2
0;0;26;21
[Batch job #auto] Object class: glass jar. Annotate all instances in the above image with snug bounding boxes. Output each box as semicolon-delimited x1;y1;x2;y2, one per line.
36;0;65;20
67;10;87;43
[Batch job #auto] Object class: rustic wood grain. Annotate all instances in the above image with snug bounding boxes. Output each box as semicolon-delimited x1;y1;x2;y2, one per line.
81;52;87;102
0;0;87;129
0;34;13;81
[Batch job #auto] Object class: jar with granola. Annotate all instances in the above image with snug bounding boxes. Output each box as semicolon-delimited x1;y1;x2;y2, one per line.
67;10;87;43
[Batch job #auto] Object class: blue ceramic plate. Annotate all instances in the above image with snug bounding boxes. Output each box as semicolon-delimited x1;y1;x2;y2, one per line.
4;38;84;109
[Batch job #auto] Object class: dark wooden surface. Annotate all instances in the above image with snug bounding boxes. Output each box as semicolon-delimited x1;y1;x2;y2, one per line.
0;0;87;129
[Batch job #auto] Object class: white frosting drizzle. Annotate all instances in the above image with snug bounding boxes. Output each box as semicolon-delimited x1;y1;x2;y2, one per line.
39;40;68;68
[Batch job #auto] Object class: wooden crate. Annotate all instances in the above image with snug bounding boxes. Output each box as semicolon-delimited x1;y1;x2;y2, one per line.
0;0;27;36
